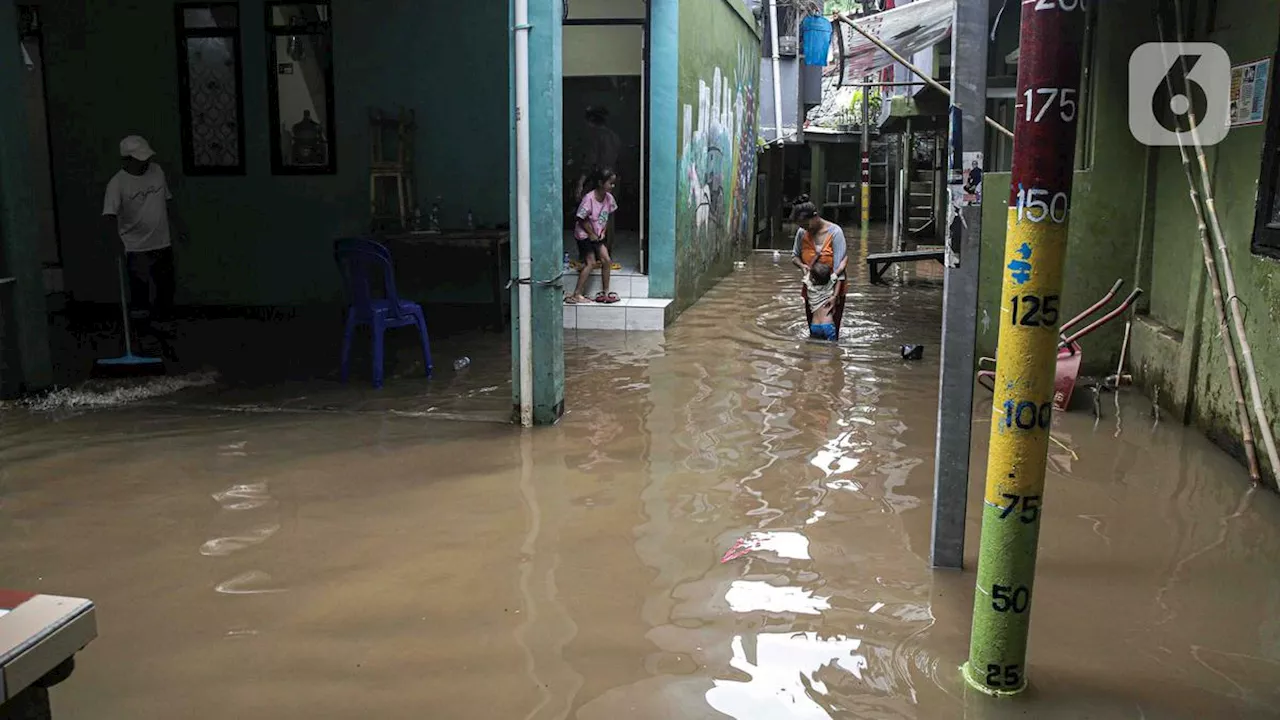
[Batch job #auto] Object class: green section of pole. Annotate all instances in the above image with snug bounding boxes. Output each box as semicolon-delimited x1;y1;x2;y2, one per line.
961;0;1087;696
964;502;1042;694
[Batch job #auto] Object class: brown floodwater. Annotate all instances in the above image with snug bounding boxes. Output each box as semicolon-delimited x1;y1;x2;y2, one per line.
1;247;1278;719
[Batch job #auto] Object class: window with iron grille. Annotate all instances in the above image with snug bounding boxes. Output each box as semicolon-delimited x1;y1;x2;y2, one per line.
176;3;246;175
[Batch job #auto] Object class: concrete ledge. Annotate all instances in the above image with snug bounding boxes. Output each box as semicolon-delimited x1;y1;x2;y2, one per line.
1130;314;1188;421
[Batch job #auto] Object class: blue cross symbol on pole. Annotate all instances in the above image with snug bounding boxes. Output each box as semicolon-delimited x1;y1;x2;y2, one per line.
1007;243;1033;285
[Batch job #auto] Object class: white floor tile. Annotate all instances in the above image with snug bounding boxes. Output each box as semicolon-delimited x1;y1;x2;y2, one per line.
625;307;665;331
576;305;627;330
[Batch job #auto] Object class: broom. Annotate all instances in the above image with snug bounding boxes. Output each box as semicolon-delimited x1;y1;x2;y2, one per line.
92;256;165;378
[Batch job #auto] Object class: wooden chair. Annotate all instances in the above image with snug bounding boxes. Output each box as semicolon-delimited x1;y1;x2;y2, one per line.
369;107;416;231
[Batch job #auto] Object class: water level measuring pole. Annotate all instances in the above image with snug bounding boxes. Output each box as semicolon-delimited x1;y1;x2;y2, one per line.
962;0;1086;696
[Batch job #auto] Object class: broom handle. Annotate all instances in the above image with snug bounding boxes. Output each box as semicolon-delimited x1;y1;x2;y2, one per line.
117;256;133;357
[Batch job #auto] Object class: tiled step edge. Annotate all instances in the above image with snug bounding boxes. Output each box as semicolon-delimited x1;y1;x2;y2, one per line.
563;298;672;331
559;271;649;299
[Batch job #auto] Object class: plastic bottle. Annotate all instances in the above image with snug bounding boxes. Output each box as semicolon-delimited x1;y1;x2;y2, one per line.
773;250;781;263
453;357;471;371
466;210;475;231
563;252;571;271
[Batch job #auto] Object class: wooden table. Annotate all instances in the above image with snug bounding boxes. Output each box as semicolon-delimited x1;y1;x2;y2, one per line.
380;230;511;331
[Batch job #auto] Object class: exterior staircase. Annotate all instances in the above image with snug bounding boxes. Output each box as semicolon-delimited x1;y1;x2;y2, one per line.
561;267;671;331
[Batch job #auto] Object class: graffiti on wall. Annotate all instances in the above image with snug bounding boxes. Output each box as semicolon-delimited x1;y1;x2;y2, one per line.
677;42;759;274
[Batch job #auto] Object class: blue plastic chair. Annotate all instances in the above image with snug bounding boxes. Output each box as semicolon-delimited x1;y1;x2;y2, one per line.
334;237;433;388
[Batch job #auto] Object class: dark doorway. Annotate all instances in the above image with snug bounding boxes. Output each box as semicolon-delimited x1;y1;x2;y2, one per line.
563;76;642;233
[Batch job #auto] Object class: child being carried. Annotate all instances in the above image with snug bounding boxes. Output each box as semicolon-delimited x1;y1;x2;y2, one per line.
805;262;838;341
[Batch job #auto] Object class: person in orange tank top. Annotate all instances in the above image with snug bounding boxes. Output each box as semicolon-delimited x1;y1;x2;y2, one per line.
789;195;848;339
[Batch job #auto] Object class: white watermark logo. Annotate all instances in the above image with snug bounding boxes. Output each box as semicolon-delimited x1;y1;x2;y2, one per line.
1129;42;1231;146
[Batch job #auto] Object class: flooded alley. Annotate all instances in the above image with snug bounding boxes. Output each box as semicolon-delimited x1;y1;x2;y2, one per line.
1;253;1278;719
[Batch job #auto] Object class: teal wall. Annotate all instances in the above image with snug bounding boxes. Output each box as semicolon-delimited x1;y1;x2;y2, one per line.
36;0;508;306
673;0;760;312
0;0;52;391
647;0;678;299
1127;0;1280;482
508;0;565;424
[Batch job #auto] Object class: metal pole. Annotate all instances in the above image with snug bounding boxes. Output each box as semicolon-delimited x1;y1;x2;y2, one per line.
902;116;912;242
851;81;939;88
839;16;1014;139
930;0;988;570
768;0;785;142
962;0;1086;696
861;83;870;234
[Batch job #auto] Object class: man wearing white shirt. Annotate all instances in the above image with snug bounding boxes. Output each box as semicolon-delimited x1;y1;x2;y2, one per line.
102;135;185;326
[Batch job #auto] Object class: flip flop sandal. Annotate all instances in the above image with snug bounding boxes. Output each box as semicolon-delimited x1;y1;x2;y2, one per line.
565;295;587;304
594;292;608;303
603;292;621;304
610;262;622;271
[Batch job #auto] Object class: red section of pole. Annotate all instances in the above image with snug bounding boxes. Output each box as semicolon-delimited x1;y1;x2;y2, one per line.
1004;3;1084;211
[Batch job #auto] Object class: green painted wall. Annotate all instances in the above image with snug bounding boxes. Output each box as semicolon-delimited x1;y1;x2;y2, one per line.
673;0;760;312
976;0;1152;374
37;0;508;306
1129;0;1280;482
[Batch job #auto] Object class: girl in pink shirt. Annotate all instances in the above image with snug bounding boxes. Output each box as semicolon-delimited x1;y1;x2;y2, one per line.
567;168;620;304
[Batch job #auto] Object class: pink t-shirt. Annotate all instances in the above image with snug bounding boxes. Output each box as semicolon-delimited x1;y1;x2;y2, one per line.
574;191;617;241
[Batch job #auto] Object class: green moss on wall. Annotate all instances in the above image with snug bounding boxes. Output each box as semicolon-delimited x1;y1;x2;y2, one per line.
1162;0;1280;483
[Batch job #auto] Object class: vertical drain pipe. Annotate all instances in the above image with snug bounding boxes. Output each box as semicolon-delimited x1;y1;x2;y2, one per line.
768;0;785;142
514;0;534;428
962;0;1086;695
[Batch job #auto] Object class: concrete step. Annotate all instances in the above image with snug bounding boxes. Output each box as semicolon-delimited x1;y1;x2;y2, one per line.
560;269;649;299
564;297;671;331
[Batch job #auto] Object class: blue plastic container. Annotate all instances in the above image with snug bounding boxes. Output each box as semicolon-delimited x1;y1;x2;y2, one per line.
801;16;833;66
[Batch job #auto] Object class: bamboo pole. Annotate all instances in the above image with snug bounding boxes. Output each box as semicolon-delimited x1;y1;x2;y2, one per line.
835;14;1015;139
1158;17;1260;481
1164;5;1279;480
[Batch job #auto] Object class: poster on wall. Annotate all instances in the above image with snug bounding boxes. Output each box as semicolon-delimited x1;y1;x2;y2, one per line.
962;152;983;206
1229;57;1271;127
